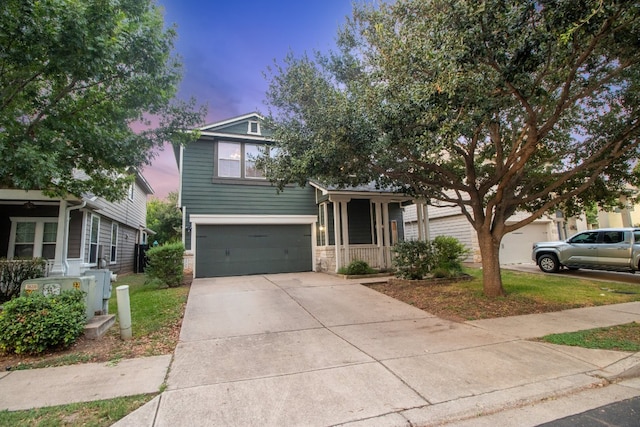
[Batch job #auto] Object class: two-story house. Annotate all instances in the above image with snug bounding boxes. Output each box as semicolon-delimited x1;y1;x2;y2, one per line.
0;170;154;277
176;113;416;278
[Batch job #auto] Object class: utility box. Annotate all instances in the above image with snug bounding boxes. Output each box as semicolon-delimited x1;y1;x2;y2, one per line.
20;276;97;321
82;269;113;315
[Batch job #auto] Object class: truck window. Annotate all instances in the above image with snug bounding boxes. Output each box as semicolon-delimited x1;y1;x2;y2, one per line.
603;231;624;244
569;231;599;244
634;231;640;244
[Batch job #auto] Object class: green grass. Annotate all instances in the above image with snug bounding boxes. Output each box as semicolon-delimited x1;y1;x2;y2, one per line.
464;268;640;306
10;353;95;370
108;274;189;338
0;394;155;427
540;322;640;351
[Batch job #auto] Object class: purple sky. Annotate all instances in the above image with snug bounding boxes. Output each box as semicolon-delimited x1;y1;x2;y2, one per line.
143;0;358;198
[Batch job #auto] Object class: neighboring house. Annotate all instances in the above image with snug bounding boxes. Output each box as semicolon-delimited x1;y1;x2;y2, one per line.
176;113;417;278
0;171;154;277
404;203;591;265
595;196;640;229
405;195;640;265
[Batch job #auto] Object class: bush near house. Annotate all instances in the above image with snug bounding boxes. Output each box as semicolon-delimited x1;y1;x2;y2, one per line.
0;258;47;303
392;236;469;280
339;260;376;275
431;235;470;275
145;243;185;288
0;290;86;355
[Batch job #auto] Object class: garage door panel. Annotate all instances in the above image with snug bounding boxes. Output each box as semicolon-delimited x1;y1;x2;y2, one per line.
499;223;550;265
195;224;312;278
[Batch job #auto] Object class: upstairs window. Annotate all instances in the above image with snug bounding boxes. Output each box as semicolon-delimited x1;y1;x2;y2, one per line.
216;141;268;180
218;142;242;177
245;144;265;179
248;121;261;135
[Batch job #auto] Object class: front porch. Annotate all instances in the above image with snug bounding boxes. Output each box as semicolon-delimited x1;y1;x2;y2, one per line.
311;183;428;273
316;245;394;272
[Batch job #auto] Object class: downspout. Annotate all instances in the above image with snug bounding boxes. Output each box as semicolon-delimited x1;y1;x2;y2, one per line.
63;201;86;275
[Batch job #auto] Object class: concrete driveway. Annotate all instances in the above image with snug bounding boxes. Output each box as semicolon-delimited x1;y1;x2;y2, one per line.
113;272;640;427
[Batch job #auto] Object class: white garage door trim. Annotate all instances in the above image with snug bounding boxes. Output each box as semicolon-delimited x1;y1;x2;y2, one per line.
189;215;318;277
189;214;317;225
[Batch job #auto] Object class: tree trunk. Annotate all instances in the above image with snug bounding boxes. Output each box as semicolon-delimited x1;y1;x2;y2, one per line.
477;229;506;297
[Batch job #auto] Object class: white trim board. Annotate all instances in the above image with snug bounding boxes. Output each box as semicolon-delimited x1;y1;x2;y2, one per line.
189;215;317;225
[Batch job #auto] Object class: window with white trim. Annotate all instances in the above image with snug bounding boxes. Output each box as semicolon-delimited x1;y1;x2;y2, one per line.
110;223;118;263
248;120;261;135
244;144;265;179
89;214;100;264
218;142;242;177
216;141;268;180
128;183;135;201
9;218;58;259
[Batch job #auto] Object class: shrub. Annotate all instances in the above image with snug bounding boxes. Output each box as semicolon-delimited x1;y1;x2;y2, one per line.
431;235;470;274
145;242;185;288
0;290;86;355
339;260;376;275
0;258;47;303
392;236;469;280
392;240;433;280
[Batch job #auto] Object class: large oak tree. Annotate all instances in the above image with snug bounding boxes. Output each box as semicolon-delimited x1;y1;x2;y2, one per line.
0;0;205;201
262;0;640;296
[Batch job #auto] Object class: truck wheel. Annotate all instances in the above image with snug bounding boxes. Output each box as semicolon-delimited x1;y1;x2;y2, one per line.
538;254;560;273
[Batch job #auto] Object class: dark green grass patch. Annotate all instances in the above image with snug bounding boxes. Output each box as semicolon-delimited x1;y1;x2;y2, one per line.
539;322;640;351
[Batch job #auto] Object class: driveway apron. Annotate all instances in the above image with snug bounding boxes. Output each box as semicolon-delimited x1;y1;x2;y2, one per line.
150;273;638;427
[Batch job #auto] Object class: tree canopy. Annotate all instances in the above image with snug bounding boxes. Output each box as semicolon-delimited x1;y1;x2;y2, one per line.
262;0;640;296
0;0;205;201
147;191;182;245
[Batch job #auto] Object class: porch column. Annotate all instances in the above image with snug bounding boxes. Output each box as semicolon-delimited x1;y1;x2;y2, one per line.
333;201;342;272
374;201;384;268
311;222;317;272
50;200;67;276
323;203;330;246
382;202;391;267
341;200;350;268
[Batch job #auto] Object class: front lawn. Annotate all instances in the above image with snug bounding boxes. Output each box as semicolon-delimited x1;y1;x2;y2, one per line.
369;267;640;321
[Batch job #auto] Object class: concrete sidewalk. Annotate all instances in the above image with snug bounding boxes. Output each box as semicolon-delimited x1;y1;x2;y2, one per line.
1;272;639;426
0;355;171;411
115;273;640;427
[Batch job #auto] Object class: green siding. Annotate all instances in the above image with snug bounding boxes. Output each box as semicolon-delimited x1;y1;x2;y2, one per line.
181;139;317;217
348;199;373;244
219;122;250;135
324;201;403;246
212;118;273;137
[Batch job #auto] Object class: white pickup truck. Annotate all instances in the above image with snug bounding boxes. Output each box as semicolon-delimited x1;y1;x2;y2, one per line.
532;228;640;273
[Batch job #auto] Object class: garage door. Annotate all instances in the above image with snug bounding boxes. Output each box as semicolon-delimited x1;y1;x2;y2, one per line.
195;224;312;278
500;223;550;264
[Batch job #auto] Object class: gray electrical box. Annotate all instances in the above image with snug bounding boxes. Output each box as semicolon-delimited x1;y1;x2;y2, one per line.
20;276;98;320
82;269;113;315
